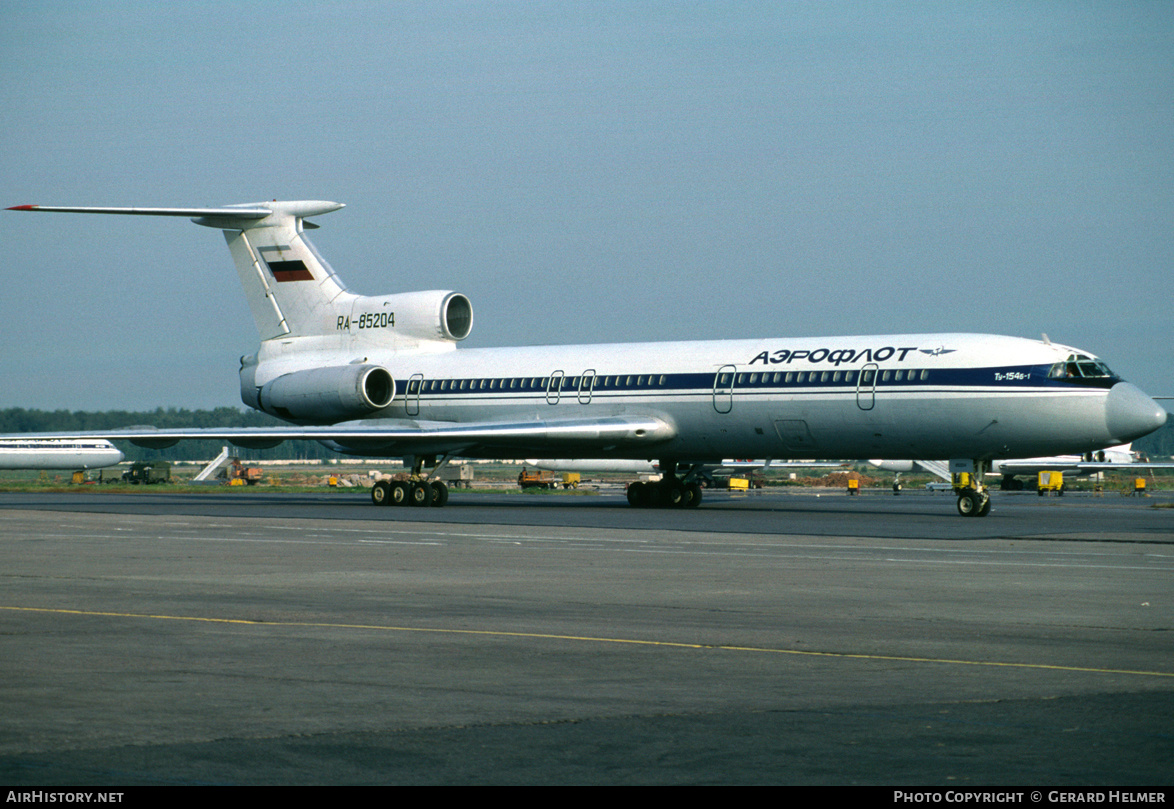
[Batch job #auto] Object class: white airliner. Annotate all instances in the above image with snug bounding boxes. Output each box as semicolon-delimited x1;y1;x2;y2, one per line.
0;438;124;470
6;200;1168;516
871;445;1174;490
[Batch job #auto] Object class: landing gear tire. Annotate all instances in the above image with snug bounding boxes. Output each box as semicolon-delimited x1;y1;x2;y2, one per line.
371;480;391;506
664;480;688;508
627;481;648;508
645;481;665;508
685;482;702;508
390;481;409;506
430;480;449;507
409;481;433;507
957;489;991;517
957;489;981;517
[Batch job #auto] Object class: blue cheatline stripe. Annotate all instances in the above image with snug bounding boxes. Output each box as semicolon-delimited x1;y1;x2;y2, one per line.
393;365;1116;399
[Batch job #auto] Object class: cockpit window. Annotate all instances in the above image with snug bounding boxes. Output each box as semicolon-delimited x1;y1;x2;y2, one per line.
1048;354;1116;381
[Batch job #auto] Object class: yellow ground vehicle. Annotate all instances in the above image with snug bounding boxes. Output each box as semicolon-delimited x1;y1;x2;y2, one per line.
518;469;562;490
1037;471;1064;496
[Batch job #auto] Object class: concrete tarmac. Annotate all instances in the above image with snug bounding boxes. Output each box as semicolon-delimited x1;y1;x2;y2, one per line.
1;488;1171;785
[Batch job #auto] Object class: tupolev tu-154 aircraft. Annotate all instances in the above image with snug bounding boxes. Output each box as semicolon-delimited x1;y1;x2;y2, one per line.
6;200;1168;516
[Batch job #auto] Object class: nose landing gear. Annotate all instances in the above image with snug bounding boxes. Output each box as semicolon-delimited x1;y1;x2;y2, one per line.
954;460;992;517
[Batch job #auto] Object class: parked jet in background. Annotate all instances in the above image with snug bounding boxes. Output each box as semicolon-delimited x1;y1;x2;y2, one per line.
6;201;1168;516
0;438;124;470
870;445;1174;490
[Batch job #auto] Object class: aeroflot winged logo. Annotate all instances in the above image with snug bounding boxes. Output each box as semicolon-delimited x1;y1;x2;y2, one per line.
920;346;957;357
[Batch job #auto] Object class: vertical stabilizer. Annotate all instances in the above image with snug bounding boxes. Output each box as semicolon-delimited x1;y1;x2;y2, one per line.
210;203;352;340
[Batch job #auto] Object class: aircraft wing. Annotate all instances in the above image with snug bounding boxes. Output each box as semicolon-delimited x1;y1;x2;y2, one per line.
0;415;677;457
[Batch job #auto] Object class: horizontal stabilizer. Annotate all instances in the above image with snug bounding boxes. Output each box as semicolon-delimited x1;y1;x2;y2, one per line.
7;204;272;218
7;201;345;229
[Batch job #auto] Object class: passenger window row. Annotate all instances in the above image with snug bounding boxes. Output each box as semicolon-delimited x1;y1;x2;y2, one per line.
405;374;671;395
403;369;933;395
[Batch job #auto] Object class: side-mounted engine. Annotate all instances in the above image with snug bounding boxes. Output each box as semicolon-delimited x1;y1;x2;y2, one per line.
241;363;395;423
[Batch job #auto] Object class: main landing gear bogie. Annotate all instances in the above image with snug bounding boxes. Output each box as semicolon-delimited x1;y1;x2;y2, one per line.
626;479;703;509
371;478;449;508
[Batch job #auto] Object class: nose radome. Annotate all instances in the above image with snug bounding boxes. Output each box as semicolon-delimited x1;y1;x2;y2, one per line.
1105;383;1168;443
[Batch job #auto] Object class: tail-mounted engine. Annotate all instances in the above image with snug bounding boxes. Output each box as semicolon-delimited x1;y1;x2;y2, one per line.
247;364;395;423
351;291;473;344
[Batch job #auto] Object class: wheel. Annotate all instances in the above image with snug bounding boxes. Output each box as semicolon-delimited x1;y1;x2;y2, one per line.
627;481;648;508
646;481;665;508
957;490;982;517
390;481;409;505
664;480;687;508
430;480;449;507
976;493;992;517
371;480;391;506
685;482;703;508
409;481;433;507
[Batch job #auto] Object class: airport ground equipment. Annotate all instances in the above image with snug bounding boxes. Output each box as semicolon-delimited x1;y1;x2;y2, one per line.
222;458;263;485
1037;471;1064;496
518;469;562;490
443;463;475;489
193;447;231;482
123;461;170;485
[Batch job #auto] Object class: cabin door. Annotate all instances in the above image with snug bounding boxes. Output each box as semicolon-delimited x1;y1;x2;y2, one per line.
546;371;565;404
713;365;736;414
406;373;424;416
856;364;878;411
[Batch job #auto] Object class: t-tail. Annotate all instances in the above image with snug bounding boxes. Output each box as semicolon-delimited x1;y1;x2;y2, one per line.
6;201;474;346
9;200;475;422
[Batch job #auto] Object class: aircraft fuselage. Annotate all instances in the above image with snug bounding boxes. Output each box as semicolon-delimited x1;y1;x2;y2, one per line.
265;332;1159;464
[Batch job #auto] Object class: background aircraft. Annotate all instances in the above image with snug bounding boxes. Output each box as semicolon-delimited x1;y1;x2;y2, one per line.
870;445;1174;490
0;438;123;470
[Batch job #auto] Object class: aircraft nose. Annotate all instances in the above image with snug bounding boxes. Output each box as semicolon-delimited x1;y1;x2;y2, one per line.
1105;382;1168;443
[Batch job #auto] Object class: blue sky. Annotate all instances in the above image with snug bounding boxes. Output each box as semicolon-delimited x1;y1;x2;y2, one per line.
2;1;1171;410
